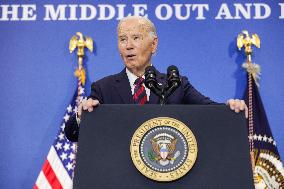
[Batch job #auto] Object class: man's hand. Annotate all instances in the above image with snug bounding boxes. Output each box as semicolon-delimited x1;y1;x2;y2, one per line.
77;98;100;118
226;99;248;118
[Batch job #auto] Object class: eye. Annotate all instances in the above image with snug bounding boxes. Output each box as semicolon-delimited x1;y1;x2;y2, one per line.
133;36;140;40
119;37;127;42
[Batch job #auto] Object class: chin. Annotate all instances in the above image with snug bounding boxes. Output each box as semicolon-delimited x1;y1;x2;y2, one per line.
125;62;138;69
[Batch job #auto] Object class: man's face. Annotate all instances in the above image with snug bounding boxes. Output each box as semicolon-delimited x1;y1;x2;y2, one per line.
118;19;157;76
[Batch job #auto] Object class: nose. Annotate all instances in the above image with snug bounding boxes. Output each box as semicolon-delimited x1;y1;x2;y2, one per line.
126;39;134;50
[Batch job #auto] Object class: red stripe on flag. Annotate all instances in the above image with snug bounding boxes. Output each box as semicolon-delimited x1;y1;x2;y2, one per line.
42;160;63;189
33;185;39;189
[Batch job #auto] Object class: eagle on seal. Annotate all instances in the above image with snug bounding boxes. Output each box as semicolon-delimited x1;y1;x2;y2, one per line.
151;138;177;162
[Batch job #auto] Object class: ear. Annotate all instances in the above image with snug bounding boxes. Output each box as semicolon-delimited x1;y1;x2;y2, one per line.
151;37;158;54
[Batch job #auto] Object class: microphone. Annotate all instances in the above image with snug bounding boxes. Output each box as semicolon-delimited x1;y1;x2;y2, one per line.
144;66;162;98
164;65;181;98
144;65;181;105
167;65;181;87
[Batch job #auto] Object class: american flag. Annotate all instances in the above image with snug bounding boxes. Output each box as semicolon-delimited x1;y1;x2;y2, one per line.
243;63;284;188
34;84;85;189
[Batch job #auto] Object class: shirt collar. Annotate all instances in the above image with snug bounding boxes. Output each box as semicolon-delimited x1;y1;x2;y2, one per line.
125;67;150;100
125;68;144;87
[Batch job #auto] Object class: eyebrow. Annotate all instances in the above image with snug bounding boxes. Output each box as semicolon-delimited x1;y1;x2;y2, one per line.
118;34;143;38
132;34;141;37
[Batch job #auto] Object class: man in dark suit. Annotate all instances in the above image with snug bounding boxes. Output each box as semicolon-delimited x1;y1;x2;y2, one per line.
65;16;247;142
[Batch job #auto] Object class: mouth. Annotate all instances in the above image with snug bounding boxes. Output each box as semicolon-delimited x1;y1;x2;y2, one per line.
126;54;136;59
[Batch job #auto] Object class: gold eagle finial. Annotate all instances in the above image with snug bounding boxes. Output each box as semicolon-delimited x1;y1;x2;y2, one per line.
237;30;260;55
69;32;94;85
237;30;261;87
69;32;93;56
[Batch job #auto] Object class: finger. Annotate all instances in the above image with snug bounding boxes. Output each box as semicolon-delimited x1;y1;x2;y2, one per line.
78;103;83;116
92;99;100;106
82;99;88;110
86;99;94;107
227;99;235;110
239;100;245;111
83;103;88;110
88;107;93;112
84;99;93;110
234;99;241;110
82;103;88;110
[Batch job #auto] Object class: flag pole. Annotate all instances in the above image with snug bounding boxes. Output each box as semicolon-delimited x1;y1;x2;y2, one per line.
68;32;93;176
237;30;260;179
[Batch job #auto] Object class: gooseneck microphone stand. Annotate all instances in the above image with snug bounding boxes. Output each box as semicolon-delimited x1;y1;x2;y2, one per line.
144;65;181;105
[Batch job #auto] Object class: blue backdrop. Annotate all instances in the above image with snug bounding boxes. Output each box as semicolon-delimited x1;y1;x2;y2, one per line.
0;0;283;188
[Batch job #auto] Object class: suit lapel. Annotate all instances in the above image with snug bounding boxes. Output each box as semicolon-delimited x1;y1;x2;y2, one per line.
113;69;166;104
113;69;133;104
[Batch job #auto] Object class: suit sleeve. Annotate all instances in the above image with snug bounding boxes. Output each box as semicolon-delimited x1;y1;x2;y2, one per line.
64;114;79;142
89;82;104;103
181;76;218;104
64;82;104;142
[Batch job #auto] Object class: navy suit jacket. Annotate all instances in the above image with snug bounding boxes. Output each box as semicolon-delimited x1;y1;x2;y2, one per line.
65;69;216;141
89;69;214;104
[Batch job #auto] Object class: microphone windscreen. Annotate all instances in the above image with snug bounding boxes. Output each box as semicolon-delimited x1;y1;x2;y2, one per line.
167;65;179;77
145;66;157;74
144;66;157;89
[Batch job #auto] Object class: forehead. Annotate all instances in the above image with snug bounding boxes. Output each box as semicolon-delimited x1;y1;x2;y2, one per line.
118;19;149;36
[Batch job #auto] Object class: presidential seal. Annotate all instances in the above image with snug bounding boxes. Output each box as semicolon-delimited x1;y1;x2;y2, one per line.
130;117;198;182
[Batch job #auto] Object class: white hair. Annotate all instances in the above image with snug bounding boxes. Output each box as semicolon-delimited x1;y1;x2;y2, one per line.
117;16;157;39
